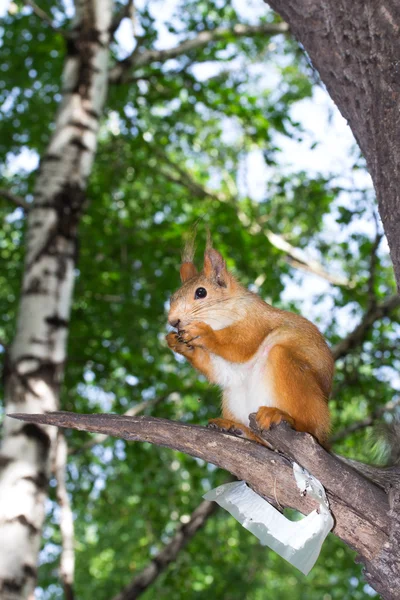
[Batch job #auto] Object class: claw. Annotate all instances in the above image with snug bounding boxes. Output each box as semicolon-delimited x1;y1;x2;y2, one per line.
230;427;245;436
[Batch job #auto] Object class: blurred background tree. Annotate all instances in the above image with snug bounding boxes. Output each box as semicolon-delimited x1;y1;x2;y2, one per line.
0;0;399;598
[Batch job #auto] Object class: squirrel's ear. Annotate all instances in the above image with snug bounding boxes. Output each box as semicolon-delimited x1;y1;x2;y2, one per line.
180;262;197;283
203;248;228;287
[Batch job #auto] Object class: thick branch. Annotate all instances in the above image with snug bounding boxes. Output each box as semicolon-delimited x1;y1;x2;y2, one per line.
9;412;390;563
109;22;289;83
68;394;167;455
254;418;400;600
0;188;30;212
111;499;218;600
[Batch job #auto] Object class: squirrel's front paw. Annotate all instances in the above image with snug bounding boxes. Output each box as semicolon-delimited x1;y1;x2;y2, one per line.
180;322;215;348
255;407;295;431
166;332;194;356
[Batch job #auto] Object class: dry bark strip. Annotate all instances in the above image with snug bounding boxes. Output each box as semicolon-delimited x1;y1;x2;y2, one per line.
9;411;397;594
0;2;114;597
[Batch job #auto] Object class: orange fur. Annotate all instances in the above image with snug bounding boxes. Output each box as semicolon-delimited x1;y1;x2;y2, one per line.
262;344;331;445
167;242;334;446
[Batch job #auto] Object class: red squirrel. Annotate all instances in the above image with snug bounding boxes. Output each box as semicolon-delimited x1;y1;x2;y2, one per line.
166;237;333;446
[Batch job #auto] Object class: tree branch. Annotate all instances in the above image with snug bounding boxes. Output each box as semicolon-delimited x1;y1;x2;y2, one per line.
109;22;289;83
8;411;390;564
54;431;75;600
156;152;354;288
108;306;400;597
68;394;168;455
331;397;400;443
252;417;400;600
260;229;353;288
0;188;30;212
23;0;64;34
111;498;218;600
110;0;135;35
331;294;400;361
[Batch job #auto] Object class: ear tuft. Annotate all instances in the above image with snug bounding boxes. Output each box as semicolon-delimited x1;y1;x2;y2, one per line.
203;248;227;287
180;262;197;283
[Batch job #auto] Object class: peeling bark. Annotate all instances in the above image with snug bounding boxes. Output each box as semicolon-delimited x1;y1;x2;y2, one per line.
0;1;114;597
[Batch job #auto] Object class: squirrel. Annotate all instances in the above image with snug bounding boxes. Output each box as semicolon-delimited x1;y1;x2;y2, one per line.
166;235;334;447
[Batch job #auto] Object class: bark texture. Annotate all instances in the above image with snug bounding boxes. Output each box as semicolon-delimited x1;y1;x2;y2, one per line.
0;2;114;597
9;414;395;562
12;412;400;597
55;433;75;600
265;0;400;290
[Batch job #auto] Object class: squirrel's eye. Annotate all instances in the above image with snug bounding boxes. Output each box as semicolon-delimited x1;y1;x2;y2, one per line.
195;287;207;299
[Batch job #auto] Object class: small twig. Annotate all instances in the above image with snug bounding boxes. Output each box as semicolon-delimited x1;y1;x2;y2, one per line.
23;0;63;34
0;188;30;212
54;432;75;600
93;293;125;303
261;230;353;288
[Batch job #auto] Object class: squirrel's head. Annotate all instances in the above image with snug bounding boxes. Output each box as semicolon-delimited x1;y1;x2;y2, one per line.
168;236;248;332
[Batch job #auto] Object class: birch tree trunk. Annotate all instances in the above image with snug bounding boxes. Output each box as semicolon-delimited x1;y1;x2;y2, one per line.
0;1;114;596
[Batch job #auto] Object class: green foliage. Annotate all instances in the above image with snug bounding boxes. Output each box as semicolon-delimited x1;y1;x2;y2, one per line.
1;0;398;598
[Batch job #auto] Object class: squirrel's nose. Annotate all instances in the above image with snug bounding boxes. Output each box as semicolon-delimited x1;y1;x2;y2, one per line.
169;318;181;329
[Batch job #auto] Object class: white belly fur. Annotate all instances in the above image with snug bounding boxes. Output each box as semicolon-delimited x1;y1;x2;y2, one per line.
210;338;276;426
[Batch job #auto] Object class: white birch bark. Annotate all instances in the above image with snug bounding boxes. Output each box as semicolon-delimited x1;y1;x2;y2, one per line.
55;432;75;600
0;0;114;596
